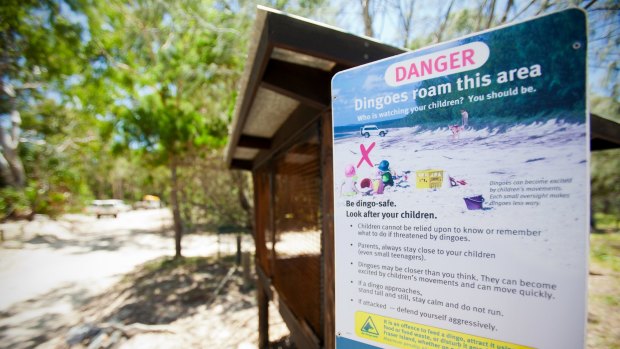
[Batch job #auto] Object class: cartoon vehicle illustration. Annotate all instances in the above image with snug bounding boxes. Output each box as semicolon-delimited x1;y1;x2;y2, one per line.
360;125;387;138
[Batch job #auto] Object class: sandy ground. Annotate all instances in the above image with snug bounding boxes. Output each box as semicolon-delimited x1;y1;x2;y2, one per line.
588;264;620;349
587;232;620;349
0;210;260;349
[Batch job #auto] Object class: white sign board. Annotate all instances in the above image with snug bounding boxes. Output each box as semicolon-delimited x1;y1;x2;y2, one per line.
332;9;588;349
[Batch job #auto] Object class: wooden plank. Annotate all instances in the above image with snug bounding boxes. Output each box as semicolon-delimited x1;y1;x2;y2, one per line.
330;63;350;75
238;135;272;149
266;11;404;68
277;295;322;349
257;264;320;349
261;59;332;109
257;276;269;349
269;163;277;281
262;81;327;111
591;113;620;151
252;105;323;170
255;171;270;349
321;110;336;349
253;168;270;273
230;159;253;170
256;265;274;301
225;24;273;167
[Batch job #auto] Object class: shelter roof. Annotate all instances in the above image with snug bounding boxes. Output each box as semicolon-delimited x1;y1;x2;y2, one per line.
591;114;620;151
224;6;403;169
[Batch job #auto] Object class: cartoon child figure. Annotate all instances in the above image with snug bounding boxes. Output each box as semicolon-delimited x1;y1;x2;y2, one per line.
460;109;469;128
377;160;394;188
340;164;359;197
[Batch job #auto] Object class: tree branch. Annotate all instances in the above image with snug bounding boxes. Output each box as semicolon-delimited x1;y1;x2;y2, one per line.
56;135;98;152
583;0;598;10
360;0;374;37
508;0;536;22
499;0;514;24
485;0;497;29
435;0;455;43
476;0;488;31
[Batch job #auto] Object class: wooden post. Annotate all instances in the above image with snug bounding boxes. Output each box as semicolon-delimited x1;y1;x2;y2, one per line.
321;111;336;349
236;234;242;265
257;280;269;349
254;167;271;348
242;252;251;290
217;232;221;261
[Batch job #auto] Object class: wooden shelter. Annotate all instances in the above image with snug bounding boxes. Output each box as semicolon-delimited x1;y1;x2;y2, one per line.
225;6;620;349
224;7;401;348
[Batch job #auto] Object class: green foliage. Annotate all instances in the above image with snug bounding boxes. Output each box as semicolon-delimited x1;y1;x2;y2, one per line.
0;179;73;219
259;0;328;16
592;149;620;217
590;95;620;123
0;0;106;216
90;0;246;158
590;95;620;221
590;232;620;272
78;0;256;256
0;186;30;220
17;98;102;214
1;0;256;223
0;0;86;84
176;151;252;232
594;213;620;230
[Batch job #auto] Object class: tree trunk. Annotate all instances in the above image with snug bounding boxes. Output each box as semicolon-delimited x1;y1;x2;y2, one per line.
232;171;252;229
360;0;374;37
0;153;14;187
535;0;550;15
485;0;497;29
0;110;26;187
435;0;455;43
397;0;416;47
169;154;183;258
475;0;488;31
113;177;122;199
180;185;193;234
508;0;535;22
499;0;514;24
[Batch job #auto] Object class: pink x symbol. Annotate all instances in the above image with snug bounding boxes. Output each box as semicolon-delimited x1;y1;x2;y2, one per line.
357;142;375;168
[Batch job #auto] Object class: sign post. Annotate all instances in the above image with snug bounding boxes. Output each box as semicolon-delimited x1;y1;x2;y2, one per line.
332;9;588;349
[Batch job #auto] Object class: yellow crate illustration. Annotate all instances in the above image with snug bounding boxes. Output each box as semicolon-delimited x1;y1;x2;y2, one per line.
416;169;444;189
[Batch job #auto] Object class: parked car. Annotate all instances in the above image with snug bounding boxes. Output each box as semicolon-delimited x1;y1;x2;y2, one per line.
360;125;387;138
112;200;132;212
87;200;130;218
133;195;162;209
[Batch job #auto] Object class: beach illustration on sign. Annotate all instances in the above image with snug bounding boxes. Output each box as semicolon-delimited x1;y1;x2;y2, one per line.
333;112;589;271
334;114;587;215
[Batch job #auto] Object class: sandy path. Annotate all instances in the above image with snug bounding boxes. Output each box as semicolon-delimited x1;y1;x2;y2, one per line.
0;210;253;349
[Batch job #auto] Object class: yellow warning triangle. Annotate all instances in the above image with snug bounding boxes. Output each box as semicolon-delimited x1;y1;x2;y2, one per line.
361;316;379;335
